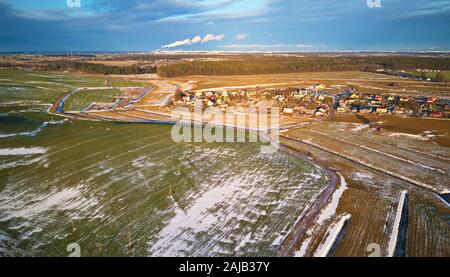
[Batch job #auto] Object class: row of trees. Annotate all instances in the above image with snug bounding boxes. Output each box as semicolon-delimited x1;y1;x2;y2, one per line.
38;61;156;75
0;60;157;75
157;56;450;77
2;55;450;77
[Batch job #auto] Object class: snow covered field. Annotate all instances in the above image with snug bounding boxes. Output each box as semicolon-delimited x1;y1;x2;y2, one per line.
285;121;450;193
0;108;330;256
281;122;450;257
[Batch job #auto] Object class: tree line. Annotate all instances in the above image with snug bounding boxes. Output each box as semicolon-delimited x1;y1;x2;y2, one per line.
2;55;450;77
0;61;156;75
39;61;156;75
157;56;450;77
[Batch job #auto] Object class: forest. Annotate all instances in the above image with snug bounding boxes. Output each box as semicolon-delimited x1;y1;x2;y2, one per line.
39;61;157;75
157;56;450;77
2;54;450;77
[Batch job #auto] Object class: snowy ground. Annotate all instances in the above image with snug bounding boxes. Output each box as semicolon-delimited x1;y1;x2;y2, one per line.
0;111;330;256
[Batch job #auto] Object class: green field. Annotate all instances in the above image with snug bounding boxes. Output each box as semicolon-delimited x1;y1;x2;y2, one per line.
64;89;121;111
408;70;450;82
0;70;330;256
424;71;450;81
0;69;147;105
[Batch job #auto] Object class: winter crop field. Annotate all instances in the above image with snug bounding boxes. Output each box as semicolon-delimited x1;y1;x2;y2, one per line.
63;89;121;112
0;70;331;256
0;69;147;104
1;68;449;258
0;114;330;256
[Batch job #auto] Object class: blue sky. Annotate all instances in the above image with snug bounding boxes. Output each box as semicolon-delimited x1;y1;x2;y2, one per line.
1;0;450;52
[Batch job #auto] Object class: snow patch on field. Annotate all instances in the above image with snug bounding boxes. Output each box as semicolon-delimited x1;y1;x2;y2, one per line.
316;173;348;225
0;186;104;240
234;232;256;252
148;157;326;257
0;185;103;225
352;172;374;181
0;156;47;170
350;124;370;132
47;119;66;125
294;237;312;257
0;120;65;139
387;190;408;257
149;177;244;255
11;87;26;91
0;147;47;156
314;214;351;257
132;156;156;169
389;132;429;141
0;134;16;139
0;122;48;138
87;164;114;180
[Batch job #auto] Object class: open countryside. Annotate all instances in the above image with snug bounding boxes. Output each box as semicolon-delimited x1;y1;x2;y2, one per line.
0;0;449;260
1;57;449;256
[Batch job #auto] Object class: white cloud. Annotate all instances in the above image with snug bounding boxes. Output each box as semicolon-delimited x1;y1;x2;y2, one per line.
234;34;248;41
296;44;315;48
202;33;225;43
221;44;291;49
220;43;318;50
162;34;225;48
191;35;202;44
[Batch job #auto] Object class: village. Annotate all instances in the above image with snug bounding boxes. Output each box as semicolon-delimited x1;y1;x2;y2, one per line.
172;84;450;119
